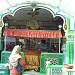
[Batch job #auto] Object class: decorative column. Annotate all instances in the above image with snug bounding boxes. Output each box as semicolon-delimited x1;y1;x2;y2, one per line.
4;23;8;51
58;25;62;53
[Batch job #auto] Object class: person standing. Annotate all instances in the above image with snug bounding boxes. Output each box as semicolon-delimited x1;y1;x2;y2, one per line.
5;45;25;75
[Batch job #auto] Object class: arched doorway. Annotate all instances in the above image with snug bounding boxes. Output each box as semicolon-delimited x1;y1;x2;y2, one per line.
2;4;66;51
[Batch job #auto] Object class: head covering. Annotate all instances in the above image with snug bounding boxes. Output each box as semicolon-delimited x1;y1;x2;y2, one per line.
11;45;21;54
9;45;22;67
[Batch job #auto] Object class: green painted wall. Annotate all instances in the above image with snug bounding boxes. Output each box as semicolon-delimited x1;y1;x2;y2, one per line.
66;16;75;64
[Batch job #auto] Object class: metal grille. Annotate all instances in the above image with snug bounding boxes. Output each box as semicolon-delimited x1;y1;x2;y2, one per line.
45;58;58;66
51;68;63;75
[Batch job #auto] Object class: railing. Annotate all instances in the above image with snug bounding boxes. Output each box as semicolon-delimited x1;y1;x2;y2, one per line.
46;65;75;75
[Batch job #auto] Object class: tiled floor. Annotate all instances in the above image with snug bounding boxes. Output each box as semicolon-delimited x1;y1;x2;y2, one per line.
23;70;46;75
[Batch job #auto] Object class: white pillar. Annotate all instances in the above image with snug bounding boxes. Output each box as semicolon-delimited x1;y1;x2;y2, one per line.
4;23;8;51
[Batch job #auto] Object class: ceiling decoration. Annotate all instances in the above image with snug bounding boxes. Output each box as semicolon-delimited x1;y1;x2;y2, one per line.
27;9;40;29
3;6;64;30
1;0;66;33
27;11;39;16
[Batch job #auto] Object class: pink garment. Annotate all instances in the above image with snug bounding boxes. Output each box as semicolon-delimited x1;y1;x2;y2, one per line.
10;58;25;74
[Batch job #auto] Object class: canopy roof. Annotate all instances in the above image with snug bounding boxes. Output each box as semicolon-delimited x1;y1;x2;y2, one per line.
0;0;75;19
